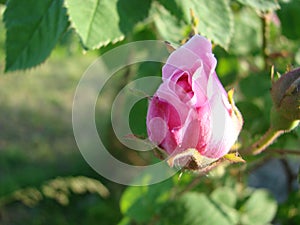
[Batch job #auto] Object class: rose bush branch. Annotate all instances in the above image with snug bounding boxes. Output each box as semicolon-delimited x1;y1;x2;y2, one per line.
269;149;300;156
244;127;283;155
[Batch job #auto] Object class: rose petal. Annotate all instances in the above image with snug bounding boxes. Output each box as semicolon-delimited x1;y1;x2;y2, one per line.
190;62;208;107
202;93;239;158
183;35;213;58
148;117;168;145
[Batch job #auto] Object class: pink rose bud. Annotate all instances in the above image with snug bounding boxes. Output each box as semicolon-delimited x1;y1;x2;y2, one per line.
146;35;243;161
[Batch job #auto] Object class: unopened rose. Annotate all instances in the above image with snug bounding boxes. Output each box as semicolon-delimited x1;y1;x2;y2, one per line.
146;35;243;160
271;67;300;122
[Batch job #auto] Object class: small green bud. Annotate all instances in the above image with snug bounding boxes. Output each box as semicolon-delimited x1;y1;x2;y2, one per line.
271;67;300;121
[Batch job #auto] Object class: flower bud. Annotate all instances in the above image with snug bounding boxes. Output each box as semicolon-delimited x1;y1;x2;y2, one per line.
271;68;300;122
146;35;243;169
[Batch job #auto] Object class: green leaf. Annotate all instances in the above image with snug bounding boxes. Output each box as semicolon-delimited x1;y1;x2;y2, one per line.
153;0;234;49
277;0;300;40
151;1;186;46
120;179;173;223
237;0;280;11
0;0;6;5
4;0;69;72
65;0;123;49
190;0;234;49
178;192;233;225
240;189;277;225
229;7;262;55
211;187;237;208
156;0;186;21
65;0;151;49
210;187;239;224
118;0;152;33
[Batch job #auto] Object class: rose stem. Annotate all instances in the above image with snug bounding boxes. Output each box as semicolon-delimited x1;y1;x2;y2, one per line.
244;127;283;155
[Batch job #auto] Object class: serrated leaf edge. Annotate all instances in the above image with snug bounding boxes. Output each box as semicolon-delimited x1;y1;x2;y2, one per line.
64;0;125;50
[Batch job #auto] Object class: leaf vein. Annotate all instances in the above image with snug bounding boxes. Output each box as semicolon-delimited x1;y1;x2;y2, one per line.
85;0;100;44
6;0;59;70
